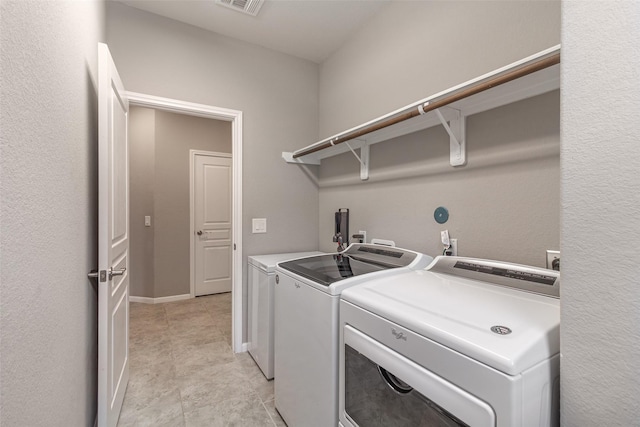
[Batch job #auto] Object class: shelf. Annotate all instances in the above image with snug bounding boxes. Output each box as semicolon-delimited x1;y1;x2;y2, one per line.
283;45;560;180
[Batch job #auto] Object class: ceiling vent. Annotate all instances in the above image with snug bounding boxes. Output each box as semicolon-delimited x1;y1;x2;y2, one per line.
216;0;264;17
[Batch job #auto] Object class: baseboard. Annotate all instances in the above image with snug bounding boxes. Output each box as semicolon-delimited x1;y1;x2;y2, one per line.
129;294;191;304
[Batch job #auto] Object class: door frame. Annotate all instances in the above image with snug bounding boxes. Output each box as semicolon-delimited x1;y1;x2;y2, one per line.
126;91;244;352
189;150;233;297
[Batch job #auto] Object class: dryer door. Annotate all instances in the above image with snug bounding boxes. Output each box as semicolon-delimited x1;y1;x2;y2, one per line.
342;326;495;427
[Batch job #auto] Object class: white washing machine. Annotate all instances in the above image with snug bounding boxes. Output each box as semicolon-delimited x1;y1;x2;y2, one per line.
274;243;433;427
247;251;323;379
339;256;561;427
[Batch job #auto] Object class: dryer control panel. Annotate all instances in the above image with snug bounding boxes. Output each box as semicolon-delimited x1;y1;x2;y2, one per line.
427;256;559;298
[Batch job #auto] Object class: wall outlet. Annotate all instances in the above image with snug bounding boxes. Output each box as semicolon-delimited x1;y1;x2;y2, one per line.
546;250;560;270
358;230;367;244
449;239;458;256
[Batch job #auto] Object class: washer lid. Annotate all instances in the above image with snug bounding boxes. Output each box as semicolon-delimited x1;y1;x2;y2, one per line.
277;244;433;293
341;260;560;376
248;251;323;273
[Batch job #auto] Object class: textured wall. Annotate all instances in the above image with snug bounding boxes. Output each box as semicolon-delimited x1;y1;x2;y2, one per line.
129;107;156;298
319;0;561;137
154;110;231;298
106;2;320;340
561;2;640;425
129;107;232;299
319;92;560;265
0;1;104;425
317;1;561;265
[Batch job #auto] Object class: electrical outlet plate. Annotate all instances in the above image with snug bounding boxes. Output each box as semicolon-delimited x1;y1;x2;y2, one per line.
449;239;458;256
546;250;560;270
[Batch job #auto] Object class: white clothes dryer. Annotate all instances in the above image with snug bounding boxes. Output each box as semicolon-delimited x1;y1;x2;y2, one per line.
274;243;433;427
339;256;560;427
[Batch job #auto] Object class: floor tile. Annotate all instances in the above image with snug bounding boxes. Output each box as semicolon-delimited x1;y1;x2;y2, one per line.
174;338;234;362
125;400;185;427
123;381;182;414
164;299;206;316
183;395;273;427
129;318;169;337
128;361;178;396
119;292;280;427
169;308;216;324
168;324;227;348
178;361;255;412
263;399;287;427
202;297;232;315
130;305;167;322
129;338;174;369
236;353;274;402
130;330;171;350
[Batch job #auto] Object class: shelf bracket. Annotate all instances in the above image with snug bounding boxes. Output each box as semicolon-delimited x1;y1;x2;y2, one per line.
434;107;466;167
282;151;321;165
344;140;370;181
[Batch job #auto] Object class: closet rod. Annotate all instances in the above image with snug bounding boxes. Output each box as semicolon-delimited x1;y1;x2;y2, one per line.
293;52;560;159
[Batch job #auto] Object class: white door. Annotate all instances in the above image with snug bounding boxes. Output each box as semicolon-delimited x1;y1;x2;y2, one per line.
194;153;232;296
97;43;129;427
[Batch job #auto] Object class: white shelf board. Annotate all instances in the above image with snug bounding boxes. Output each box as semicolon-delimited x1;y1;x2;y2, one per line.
284;45;560;165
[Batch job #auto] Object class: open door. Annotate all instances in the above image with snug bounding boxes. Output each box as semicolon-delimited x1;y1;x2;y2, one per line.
96;43;129;427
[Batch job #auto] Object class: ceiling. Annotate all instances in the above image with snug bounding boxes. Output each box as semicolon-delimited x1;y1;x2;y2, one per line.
115;0;391;63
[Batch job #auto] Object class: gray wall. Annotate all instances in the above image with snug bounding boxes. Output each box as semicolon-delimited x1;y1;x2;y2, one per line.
129;107;232;299
129;107;156;298
155;109;232;298
1;2;637;424
561;2;640;425
319;92;560;265
319;0;562;136
317;1;561;266
106;2;320;336
0;1;104;425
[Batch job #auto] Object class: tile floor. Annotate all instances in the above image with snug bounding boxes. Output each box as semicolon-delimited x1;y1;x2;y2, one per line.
118;293;286;427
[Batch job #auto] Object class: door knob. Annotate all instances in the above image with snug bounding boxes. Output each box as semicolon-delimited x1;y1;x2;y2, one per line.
197;230;203;236
88;269;107;282
109;267;126;280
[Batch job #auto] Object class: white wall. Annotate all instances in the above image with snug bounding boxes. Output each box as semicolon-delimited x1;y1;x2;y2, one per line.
106;2;320;339
0;1;105;425
317;1;561;265
561;2;640;425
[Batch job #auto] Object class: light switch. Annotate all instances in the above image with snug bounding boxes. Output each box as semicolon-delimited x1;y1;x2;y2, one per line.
252;218;267;233
144;216;151;227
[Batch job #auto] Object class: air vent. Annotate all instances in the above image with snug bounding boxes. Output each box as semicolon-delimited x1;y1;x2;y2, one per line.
217;0;264;16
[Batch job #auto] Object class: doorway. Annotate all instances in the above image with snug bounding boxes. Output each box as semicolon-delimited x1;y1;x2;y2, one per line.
127;92;244;352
